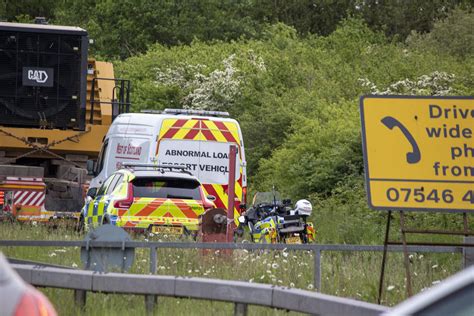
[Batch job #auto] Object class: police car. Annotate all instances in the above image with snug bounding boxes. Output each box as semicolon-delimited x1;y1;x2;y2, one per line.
80;163;215;234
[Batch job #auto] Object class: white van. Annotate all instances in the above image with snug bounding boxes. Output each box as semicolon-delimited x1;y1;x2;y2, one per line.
89;109;247;219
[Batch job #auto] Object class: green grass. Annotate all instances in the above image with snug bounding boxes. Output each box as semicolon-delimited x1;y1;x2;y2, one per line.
0;222;465;315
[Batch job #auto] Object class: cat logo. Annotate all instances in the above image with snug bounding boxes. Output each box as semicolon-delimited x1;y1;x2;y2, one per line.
22;67;54;87
27;70;48;83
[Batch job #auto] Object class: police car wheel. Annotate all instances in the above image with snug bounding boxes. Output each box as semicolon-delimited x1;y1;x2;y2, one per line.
102;215;110;225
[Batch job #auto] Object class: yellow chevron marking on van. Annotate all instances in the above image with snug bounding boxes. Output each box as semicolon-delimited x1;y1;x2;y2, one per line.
223;121;241;144
203;120;227;142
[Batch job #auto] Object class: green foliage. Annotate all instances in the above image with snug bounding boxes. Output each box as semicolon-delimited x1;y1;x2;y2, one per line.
4;1;470;59
2;3;472;245
115;15;472;243
0;0;58;22
406;8;474;58
256;101;363;199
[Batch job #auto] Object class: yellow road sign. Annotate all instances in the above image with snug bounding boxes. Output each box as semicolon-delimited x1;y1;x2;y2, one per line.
360;96;474;212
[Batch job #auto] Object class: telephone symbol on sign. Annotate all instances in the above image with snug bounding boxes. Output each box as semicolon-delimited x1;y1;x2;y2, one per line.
381;116;421;164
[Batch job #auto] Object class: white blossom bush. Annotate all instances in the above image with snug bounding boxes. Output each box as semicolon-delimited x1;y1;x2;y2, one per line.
155;53;265;111
359;71;456;96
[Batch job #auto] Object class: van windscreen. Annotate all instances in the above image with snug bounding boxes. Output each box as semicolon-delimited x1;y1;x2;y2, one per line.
132;177;201;200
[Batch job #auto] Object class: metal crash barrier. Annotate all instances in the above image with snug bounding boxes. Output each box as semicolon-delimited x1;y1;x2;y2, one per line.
12;264;388;316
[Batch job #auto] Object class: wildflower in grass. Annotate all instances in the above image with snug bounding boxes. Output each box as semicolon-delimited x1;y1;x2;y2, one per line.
49;252;56;257
418;254;424;259
290;282;295;288
260;275;265;280
307;284;314;290
277;280;283;284
32;221;37;226
249;278;254;283
356;293;362;297
432;280;440;285
271;263;279;269
266;270;272;274
188;269;192;273
72;263;78;268
432;264;438;269
283;259;288;264
172;261;177;264
387;285;395;291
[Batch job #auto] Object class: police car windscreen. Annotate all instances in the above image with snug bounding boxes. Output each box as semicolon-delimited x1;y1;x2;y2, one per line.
132;177;201;200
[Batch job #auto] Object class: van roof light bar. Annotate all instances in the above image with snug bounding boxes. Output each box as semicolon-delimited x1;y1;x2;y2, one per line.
120;163;192;175
140;108;230;117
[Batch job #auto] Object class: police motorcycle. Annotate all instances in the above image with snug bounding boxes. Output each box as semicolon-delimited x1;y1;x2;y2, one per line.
237;191;316;244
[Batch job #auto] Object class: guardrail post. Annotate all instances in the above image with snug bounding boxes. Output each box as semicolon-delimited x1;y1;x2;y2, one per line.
234;302;248;316
464;236;474;268
150;246;157;274
313;248;321;292
145;247;158;314
74;289;86;309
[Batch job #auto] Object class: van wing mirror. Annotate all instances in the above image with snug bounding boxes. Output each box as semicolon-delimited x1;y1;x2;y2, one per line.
86;160;96;176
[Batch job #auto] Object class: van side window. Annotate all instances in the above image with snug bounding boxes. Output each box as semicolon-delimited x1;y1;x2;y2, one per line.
96;139;109;174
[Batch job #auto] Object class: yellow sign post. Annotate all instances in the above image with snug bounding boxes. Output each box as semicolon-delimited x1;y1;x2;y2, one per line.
360;96;474;212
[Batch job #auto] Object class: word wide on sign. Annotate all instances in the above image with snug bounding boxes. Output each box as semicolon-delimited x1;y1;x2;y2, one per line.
360;95;474;212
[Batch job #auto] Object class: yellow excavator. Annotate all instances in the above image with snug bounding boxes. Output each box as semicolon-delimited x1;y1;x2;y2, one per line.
0;19;130;222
